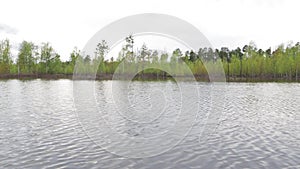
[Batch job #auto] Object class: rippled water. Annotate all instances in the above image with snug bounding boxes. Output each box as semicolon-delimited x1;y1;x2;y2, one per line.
0;80;299;168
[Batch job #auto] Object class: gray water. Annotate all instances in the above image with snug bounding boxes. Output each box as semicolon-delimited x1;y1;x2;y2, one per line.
0;80;299;169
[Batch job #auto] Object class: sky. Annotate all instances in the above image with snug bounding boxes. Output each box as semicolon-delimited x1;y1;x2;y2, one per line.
0;0;299;61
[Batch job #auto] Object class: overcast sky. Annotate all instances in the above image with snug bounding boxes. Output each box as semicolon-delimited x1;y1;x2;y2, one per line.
0;0;299;60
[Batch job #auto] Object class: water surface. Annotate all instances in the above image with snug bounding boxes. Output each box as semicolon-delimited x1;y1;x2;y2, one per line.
0;80;299;168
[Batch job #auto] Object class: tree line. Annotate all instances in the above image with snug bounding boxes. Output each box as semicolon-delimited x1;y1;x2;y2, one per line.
1;36;300;81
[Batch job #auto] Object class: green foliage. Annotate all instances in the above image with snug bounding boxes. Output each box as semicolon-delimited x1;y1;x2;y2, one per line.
1;37;300;82
0;39;11;73
17;41;37;73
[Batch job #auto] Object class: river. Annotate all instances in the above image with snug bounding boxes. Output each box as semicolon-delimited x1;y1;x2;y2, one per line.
0;80;299;168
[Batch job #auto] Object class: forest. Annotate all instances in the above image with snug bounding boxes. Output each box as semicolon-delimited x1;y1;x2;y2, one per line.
1;35;300;82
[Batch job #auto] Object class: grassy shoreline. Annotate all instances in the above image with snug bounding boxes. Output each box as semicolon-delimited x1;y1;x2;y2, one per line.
1;73;299;82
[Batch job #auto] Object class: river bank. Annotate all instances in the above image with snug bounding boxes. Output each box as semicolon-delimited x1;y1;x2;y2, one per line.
0;73;299;82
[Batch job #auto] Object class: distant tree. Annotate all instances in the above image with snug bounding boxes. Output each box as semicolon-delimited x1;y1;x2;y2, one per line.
197;48;204;60
17;41;36;73
70;47;80;65
49;53;62;74
160;52;169;63
84;55;91;64
0;39;11;73
171;48;182;63
139;43;150;62
125;35;134;62
206;48;214;61
151;50;159;63
234;47;243;76
189;50;197;62
96;40;109;61
40;42;54;74
266;48;271;57
95;40;109;74
257;49;264;56
220;47;230;78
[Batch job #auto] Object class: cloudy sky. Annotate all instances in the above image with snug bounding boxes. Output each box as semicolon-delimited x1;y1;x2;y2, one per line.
0;0;299;60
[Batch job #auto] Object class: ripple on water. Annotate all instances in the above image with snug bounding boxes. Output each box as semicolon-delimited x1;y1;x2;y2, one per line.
0;80;299;168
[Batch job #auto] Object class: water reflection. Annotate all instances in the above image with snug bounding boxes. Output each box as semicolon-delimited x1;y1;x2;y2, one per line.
0;80;299;168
